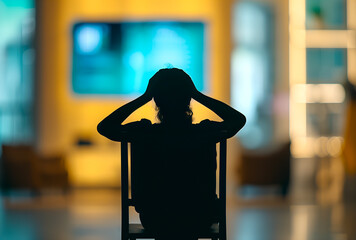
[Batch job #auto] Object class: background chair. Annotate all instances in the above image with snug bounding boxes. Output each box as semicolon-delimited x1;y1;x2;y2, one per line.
1;145;69;194
120;139;227;240
237;142;291;196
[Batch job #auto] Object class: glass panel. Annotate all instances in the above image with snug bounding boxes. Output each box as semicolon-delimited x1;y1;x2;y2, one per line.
231;2;274;149
0;0;35;145
72;22;205;95
306;0;346;29
306;48;347;137
307;49;346;83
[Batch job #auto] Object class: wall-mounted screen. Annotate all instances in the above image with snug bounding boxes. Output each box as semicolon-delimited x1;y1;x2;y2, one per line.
72;22;206;95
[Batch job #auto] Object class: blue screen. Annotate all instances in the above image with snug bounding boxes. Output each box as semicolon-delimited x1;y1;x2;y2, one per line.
72;22;206;95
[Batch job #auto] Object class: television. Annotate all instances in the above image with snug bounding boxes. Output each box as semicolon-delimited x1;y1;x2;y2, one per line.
72;21;206;95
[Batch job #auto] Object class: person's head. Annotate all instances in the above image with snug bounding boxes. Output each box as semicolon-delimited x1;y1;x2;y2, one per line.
150;68;193;124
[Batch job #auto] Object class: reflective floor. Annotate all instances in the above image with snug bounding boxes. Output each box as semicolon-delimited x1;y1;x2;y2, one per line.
0;157;356;240
0;188;355;240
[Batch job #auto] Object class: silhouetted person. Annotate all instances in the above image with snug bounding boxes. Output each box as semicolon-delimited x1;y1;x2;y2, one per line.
97;68;246;239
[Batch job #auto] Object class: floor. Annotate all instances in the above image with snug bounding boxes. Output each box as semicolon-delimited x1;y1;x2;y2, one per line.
0;187;355;240
0;158;355;240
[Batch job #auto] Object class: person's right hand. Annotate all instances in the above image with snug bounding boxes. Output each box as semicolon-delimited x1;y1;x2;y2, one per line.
143;75;158;100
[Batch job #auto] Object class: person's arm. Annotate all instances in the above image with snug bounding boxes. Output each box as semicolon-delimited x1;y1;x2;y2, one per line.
97;76;157;141
192;89;246;138
97;94;151;141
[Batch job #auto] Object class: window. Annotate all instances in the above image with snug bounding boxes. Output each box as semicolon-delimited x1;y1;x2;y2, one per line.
231;2;274;149
0;0;35;145
290;0;352;158
306;49;347;138
306;0;346;29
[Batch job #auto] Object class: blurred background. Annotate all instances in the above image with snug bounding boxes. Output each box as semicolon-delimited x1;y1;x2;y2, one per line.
0;0;356;239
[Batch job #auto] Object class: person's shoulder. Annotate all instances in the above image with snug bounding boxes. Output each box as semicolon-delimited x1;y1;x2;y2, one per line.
195;119;224;133
139;118;152;126
122;119;153;136
195;119;230;141
199;119;214;124
121;119;154;142
197;119;222;127
125;118;152;127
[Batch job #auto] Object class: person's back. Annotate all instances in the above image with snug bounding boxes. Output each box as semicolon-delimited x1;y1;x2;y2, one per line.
130;120;218;233
97;68;246;239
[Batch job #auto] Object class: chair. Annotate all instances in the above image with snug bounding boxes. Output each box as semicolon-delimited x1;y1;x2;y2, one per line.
1;145;69;194
237;142;290;196
120;139;227;240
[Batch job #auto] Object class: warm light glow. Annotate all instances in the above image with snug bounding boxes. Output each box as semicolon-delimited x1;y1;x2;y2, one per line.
289;45;307;139
289;0;352;158
291;84;345;103
289;29;306;48
291;136;344;158
67;146;121;187
289;0;306;140
326;137;343;157
306;30;353;48
291;137;315;158
291;84;307;103
37;0;230;187
289;0;305;29
348;0;356;28
347;30;356;48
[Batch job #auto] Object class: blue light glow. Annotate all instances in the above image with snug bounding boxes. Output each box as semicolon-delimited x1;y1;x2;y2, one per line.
231;2;274;148
75;25;104;54
72;22;205;95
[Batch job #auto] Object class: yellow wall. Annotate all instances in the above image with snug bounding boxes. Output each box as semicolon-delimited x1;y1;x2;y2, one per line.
36;0;233;187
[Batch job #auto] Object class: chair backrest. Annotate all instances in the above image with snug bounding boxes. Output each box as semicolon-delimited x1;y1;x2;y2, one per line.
120;139;227;239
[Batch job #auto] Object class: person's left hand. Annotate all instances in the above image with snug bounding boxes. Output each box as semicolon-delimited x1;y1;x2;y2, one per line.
188;78;199;98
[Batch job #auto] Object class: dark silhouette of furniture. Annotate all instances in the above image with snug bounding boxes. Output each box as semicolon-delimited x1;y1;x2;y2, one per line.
237;142;291;196
120;139;227;240
1;145;69;193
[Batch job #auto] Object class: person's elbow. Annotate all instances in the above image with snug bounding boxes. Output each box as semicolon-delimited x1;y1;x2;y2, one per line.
97;121;114;139
239;113;247;130
226;113;246;138
236;113;246;133
97;121;108;137
97;121;127;142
